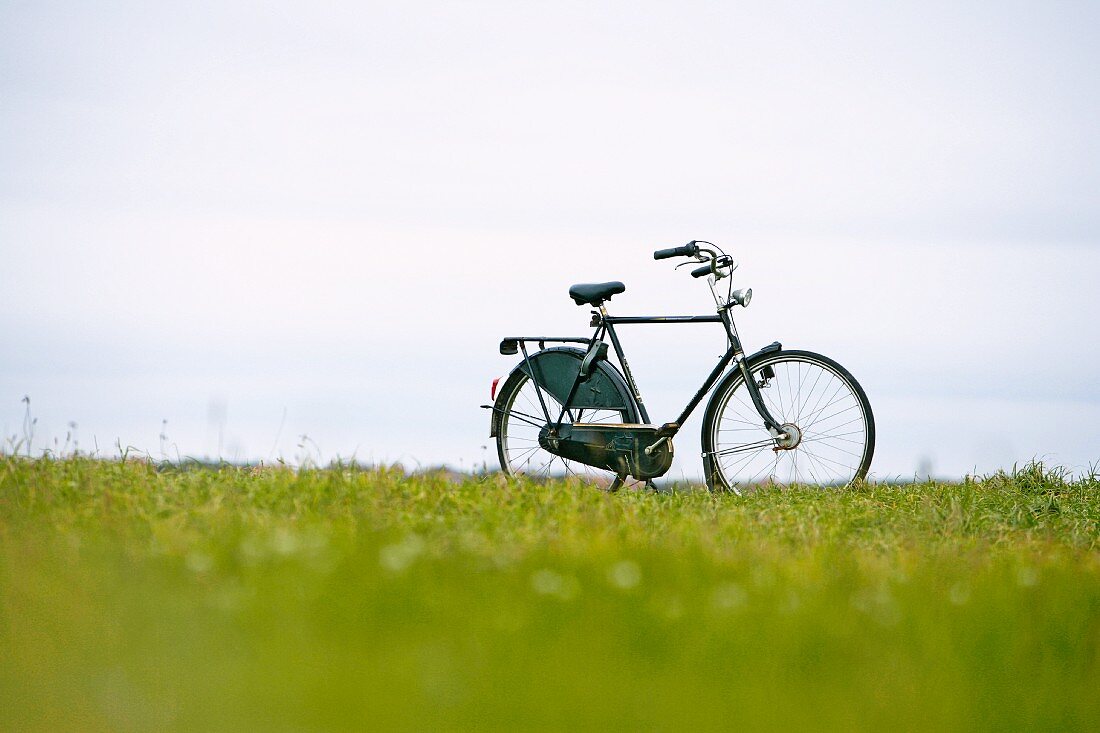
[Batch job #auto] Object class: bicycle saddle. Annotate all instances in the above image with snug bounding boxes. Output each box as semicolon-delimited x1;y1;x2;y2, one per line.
569;281;626;306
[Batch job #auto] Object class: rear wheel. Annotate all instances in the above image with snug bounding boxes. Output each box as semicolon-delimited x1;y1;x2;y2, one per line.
493;370;643;489
702;350;874;492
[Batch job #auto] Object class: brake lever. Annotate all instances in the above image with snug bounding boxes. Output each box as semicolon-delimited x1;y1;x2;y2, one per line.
716;255;738;272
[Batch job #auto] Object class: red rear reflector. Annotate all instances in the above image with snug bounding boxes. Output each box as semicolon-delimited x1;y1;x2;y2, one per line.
491;377;501;400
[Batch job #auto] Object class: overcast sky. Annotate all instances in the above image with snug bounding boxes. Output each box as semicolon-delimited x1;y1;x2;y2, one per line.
2;1;1097;479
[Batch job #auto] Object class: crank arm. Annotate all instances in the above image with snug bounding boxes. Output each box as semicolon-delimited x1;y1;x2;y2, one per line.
644;436;670;456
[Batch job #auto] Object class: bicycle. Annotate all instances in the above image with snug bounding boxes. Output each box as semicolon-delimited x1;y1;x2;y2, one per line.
483;241;875;493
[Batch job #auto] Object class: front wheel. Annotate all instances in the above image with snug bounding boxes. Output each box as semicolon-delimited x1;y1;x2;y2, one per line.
701;350;875;493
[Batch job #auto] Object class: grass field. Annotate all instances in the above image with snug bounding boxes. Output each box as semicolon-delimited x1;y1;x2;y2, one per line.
2;457;1099;731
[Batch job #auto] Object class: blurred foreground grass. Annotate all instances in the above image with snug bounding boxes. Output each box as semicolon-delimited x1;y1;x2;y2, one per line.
2;458;1099;731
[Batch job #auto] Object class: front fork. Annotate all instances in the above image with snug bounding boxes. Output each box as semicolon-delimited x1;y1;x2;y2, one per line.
722;309;785;435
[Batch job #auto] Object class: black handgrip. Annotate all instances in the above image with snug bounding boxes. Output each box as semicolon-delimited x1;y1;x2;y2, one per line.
653;241;699;260
691;264;713;278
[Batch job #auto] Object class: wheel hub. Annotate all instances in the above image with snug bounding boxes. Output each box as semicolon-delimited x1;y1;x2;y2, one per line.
774;422;802;450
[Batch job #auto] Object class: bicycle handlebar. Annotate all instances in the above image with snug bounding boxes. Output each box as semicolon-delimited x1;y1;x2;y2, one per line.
653;241;699;260
690;264;712;278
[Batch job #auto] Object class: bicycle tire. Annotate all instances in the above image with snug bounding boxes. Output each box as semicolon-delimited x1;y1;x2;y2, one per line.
701;349;875;492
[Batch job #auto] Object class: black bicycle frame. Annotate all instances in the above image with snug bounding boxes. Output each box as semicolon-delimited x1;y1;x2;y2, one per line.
503;305;784;438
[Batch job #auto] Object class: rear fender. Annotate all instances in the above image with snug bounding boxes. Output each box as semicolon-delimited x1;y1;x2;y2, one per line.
489;347;640;437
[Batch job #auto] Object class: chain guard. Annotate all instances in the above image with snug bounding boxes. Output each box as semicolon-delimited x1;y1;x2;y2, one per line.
539;423;674;480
